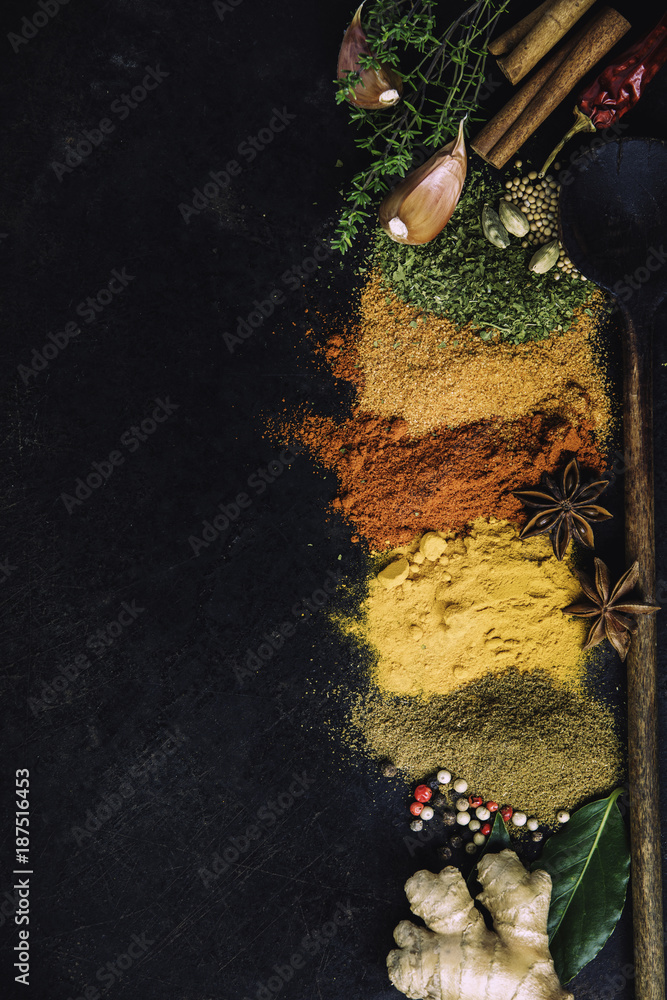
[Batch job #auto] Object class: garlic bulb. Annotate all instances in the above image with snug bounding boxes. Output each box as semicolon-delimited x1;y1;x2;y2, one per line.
337;4;402;110
379;119;467;245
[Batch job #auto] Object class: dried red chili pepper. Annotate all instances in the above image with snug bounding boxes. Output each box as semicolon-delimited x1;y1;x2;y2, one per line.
541;13;667;175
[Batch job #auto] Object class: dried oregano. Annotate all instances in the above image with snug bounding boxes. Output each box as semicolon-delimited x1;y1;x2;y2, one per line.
374;167;603;345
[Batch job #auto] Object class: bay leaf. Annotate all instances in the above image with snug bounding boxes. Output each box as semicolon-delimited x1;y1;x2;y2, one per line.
484;810;511;854
531;788;630;984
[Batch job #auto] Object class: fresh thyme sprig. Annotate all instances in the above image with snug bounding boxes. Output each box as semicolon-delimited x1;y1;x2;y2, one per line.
332;0;510;253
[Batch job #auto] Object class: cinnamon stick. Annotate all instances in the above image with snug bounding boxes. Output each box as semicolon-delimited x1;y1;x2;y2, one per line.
497;0;599;85
472;24;582;158
484;6;631;169
488;0;554;57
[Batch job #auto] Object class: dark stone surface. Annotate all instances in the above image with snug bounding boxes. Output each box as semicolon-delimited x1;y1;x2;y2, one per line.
0;1;665;998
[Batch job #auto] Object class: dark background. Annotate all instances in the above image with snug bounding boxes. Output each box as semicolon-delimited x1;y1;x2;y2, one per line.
1;1;666;998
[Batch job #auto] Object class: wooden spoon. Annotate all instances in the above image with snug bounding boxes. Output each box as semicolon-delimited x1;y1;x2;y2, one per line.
559;137;666;1000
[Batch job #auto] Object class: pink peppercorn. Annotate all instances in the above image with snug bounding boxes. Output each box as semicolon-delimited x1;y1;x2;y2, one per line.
480;822;492;836
486;801;499;812
500;805;513;821
414;784;432;803
468;795;483;808
410;802;424;817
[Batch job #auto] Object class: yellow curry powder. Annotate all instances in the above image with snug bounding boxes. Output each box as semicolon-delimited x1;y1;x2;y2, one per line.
337;518;589;696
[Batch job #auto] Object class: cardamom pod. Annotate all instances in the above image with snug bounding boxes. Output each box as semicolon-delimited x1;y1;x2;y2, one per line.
481;204;511;248
529;240;560;273
499;200;529;237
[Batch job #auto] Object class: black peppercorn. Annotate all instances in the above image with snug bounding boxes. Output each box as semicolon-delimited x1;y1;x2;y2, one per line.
441;807;457;826
437;845;452;862
381;760;398;778
432;794;447;809
531;830;544;842
450;834;463;849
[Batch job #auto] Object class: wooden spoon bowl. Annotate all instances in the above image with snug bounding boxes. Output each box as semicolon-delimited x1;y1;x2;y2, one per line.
559;137;667;1000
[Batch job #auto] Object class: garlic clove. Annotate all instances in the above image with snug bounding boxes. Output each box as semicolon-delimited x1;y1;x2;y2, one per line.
337;4;403;110
378;118;467;245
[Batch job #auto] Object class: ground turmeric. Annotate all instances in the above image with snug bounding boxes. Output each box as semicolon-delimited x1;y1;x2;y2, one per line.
337;518;588;696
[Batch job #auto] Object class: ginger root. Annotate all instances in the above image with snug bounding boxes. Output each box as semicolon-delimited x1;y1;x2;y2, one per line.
387;849;573;1000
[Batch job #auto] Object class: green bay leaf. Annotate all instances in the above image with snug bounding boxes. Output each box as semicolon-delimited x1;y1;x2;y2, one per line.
531;788;630;984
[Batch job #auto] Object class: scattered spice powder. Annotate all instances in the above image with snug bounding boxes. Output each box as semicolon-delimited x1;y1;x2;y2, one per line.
269;274;615;550
335;519;589;696
348;668;625;823
347;274;612;436
275;406;607;549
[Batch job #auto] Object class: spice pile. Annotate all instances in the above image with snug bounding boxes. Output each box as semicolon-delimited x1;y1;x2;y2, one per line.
374;167;602;345
351;272;611;435
348;668;624;824
270;210;614;549
336;519;588;695
279;407;606;549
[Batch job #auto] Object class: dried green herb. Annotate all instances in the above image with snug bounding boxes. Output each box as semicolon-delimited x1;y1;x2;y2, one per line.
374;168;604;345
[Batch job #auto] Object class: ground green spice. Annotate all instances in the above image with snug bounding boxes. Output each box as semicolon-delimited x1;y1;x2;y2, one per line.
350;667;624;824
375;167;608;345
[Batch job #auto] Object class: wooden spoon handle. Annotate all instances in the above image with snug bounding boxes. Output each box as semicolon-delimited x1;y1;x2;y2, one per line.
622;306;665;1000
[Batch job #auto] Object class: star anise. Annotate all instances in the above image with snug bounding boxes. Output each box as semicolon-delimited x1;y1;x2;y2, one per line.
513;457;612;561
562;558;660;661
